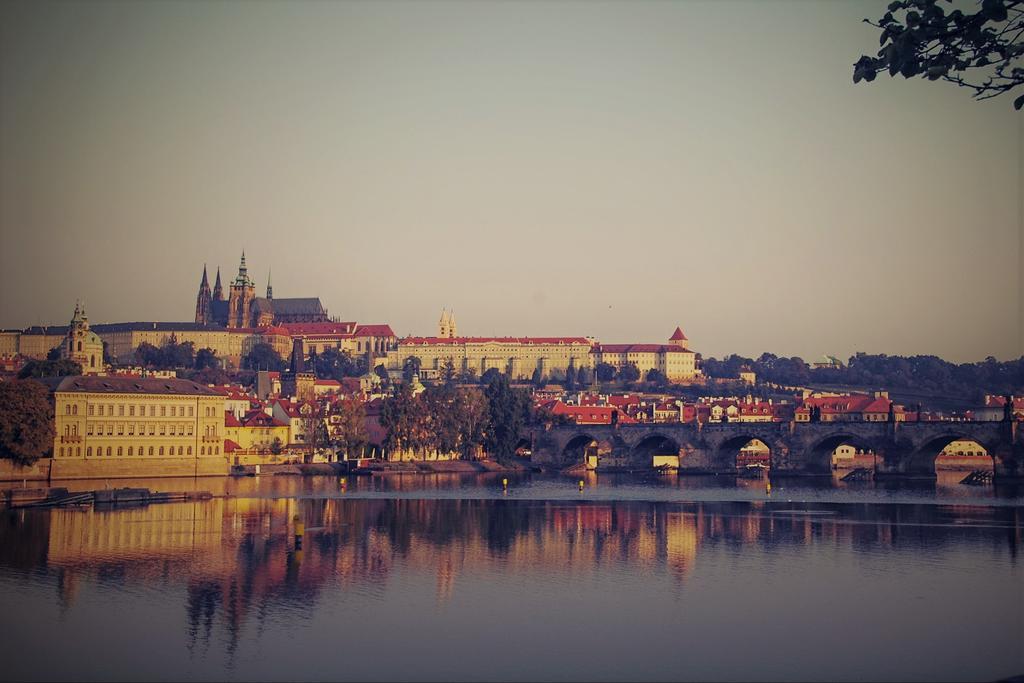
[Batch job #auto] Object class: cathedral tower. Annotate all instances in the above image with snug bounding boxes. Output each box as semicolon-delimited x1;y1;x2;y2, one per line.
227;251;256;328
438;309;457;338
194;265;212;324
213;267;224;301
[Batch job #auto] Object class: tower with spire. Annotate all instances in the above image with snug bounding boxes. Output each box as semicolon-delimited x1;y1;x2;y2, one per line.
266;268;273;300
227;251;256;328
438;309;457;338
212;267;223;301
194;265;212;324
63;300;104;374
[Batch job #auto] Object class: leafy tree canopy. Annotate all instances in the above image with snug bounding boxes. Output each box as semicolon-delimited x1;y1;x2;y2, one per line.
854;0;1024;108
18;358;82;379
243;343;287;373
0;380;54;465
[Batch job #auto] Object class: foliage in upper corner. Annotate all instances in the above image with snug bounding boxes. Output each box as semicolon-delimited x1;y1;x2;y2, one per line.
853;0;1024;109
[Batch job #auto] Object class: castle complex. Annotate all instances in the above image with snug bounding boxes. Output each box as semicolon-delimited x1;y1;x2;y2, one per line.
194;252;330;328
384;311;700;383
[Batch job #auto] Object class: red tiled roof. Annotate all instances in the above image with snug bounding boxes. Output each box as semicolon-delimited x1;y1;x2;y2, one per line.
224;439;242;453
354;324;395;337
595;344;688;353
281;322;357;336
401;336;591;345
549;402;637;424
224;412;241;427
669;327;688;341
259;326;290;336
315;379;341;386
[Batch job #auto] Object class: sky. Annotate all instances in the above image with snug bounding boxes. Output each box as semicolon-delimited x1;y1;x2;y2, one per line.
1;0;1020;363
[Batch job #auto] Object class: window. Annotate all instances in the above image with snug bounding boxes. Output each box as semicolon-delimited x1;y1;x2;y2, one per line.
128;447;133;456
148;446;154;456
87;424;93;436
117;424;123;436
128;424;134;436
59;447;64;457
64;425;69;436
88;404;94;416
72;404;78;415
187;446;192;455
187;425;193;436
119;405;124;416
149;406;155;417
170;406;176;417
86;447;92;456
76;447;80;457
214;446;219;455
117;447;122;456
71;424;77;436
178;446;184;455
129;406;135;417
159;425;165;436
106;447;112;456
161;406;166;417
65;405;70;415
189;407;194;417
159;446;164;455
148;424;155;435
201;446;205;455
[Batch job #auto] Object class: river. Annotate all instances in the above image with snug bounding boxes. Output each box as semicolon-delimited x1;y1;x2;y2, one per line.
0;472;1021;681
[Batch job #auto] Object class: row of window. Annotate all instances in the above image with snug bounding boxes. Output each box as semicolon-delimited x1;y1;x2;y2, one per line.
85;423;199;437
80;404;197;418
57;445;221;457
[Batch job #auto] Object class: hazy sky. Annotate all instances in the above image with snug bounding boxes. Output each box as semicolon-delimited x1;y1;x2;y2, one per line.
1;0;1020;363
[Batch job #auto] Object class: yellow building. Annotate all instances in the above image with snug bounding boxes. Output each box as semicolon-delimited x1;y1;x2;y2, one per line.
224;411;290;452
45;375;228;479
592;327;699;383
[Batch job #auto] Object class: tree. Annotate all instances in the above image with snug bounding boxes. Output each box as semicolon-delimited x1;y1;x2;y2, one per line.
189;366;230;386
619;363;641;383
381;383;418;456
854;0;1024;109
46;347;61;361
531;366;544;388
194;348;219;371
483;374;531;462
0;380;55;465
646;368;668;387
454;387;490;459
312;347;365;380
18;358;82;379
480;367;503;386
102;341;113;366
565;363;577;391
374;364;393;390
331;397;367;460
270;437;284;455
577;366;593;386
402;356;422;383
458;367;479;384
439;357;457;386
243;343;286;372
596;362;617;383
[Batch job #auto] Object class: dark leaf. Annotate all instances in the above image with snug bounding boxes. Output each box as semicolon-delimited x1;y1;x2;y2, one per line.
1014;93;1024;110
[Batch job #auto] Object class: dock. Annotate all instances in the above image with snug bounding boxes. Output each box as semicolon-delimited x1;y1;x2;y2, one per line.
2;487;213;510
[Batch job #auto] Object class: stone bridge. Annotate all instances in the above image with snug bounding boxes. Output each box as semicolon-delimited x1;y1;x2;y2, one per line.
527;421;1024;479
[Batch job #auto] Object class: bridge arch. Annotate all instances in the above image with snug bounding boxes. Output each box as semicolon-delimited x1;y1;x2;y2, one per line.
904;433;996;477
559;433;607;469
714;434;775;473
629;433;684;468
808;433;878;474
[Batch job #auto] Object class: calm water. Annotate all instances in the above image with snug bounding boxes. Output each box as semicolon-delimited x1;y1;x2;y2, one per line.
0;474;1021;682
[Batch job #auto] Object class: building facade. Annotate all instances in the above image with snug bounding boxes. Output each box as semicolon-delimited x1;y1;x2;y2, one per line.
46;375;229;479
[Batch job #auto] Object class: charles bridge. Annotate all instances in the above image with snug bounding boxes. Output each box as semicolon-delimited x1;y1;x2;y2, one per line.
527;419;1024;479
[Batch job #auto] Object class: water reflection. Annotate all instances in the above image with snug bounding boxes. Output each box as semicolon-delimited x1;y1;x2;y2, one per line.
0;492;1021;681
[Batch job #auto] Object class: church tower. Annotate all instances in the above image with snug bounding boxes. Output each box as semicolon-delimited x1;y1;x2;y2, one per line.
213;267;224;301
266;268;273;300
194;265;212;324
438;309;449;338
227;251;256;328
669;326;689;350
63;300;104;374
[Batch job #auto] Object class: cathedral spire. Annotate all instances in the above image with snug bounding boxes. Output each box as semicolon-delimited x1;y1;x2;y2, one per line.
200;264;209;288
234;251;253;287
266;268;273;300
213;267;223;300
195;265;212;324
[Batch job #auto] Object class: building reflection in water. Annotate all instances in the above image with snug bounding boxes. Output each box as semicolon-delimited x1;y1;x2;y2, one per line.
0;496;1019;660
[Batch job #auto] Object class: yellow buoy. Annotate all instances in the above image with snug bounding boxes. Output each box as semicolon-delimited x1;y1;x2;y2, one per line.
578;480;584;491
502;478;508;489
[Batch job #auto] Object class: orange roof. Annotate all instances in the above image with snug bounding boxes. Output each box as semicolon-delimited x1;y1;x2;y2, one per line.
354;324;395;337
669;327;688;341
596;343;686;353
281;322;356;336
224;412;241;427
401;336;591;345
